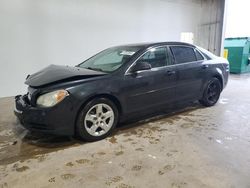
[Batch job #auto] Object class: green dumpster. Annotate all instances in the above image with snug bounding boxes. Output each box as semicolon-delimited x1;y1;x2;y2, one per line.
224;37;250;73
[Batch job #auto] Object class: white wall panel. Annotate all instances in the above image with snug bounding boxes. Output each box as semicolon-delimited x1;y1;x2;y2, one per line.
0;0;225;97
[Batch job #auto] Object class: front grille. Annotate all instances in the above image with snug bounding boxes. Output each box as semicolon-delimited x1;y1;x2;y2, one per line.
28;92;32;101
30;123;53;130
27;86;38;106
23;94;31;105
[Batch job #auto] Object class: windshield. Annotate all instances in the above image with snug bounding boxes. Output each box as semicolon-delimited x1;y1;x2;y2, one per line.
78;46;141;73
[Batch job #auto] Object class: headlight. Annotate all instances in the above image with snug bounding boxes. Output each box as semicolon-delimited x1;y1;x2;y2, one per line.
36;90;69;107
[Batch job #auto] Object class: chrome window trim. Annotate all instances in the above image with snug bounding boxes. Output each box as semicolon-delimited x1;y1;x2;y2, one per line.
194;47;206;60
125;59;202;75
169;45;205;64
125;45;171;75
125;44;205;76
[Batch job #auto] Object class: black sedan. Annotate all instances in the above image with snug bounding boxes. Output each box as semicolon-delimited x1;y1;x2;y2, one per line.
14;42;229;141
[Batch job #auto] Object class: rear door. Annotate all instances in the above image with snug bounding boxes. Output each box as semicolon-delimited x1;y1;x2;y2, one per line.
169;45;204;101
121;46;177;113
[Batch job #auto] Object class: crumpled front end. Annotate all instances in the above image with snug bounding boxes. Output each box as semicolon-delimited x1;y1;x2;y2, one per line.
14;93;75;136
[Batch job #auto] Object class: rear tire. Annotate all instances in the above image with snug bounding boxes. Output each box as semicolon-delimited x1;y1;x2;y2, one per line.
199;78;221;107
76;98;119;141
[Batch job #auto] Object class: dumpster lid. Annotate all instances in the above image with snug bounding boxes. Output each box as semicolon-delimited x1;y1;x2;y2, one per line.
224;37;250;47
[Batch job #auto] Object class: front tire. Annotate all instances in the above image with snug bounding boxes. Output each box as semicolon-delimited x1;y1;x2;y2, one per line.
199;78;222;107
76;98;119;141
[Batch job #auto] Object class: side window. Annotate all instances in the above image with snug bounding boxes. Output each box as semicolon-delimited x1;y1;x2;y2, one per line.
137;47;170;68
195;49;204;61
199;50;212;60
170;46;196;64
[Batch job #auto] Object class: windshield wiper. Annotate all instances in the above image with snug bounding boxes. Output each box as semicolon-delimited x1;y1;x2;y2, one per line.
85;67;104;72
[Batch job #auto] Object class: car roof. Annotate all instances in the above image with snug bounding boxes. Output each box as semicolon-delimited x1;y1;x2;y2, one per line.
117;42;196;49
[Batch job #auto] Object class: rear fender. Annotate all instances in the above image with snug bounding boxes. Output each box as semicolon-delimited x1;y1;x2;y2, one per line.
200;66;224;99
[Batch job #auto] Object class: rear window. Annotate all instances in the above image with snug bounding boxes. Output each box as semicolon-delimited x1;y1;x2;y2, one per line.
170;46;196;64
197;47;217;60
195;49;204;61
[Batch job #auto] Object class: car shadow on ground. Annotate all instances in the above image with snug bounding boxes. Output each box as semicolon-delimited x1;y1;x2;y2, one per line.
0;101;203;165
117;101;202;131
23;101;202;144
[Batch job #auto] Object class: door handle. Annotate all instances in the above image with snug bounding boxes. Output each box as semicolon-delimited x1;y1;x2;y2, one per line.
167;70;176;76
202;64;209;69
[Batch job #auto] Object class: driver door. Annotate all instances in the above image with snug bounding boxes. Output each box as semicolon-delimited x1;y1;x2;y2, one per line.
120;46;177;113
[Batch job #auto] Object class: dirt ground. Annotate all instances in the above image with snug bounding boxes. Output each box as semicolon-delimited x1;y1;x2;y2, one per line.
0;74;250;188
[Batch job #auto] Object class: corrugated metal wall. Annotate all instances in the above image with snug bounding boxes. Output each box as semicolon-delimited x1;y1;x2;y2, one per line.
196;0;226;56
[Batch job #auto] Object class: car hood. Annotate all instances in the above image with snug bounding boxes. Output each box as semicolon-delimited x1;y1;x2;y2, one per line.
25;64;107;87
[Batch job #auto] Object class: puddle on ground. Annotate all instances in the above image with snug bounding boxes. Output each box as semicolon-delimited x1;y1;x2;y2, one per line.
0;99;202;165
108;136;117;144
219;98;229;104
61;173;76;180
105;176;123;186
66;162;74;167
0;123;80;165
158;164;176;175
135;148;144;151
116;183;135;188
15;165;30;172
76;159;90;164
180;123;193;129
115;151;124;156
48;177;56;183
97;151;106;155
131;165;142;171
215;139;223;144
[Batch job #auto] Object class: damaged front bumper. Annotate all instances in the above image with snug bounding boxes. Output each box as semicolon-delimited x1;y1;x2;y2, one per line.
14;94;75;136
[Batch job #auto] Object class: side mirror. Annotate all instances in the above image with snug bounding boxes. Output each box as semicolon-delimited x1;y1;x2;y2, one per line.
248;57;250;65
130;62;151;73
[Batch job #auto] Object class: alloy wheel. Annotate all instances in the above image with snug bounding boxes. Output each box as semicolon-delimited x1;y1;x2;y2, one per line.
84;103;114;136
206;82;220;103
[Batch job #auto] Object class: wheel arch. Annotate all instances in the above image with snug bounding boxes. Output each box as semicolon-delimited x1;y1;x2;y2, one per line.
200;71;223;99
212;74;223;91
74;93;122;134
206;66;224;91
85;94;122;114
